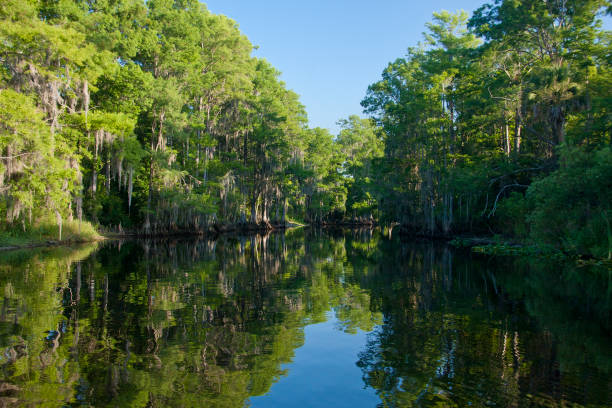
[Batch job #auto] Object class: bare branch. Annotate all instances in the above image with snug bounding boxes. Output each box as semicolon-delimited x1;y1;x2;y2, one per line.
488;165;551;186
0;152;35;159
488;184;529;218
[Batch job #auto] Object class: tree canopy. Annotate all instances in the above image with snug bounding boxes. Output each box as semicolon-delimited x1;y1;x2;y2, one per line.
0;0;610;257
0;0;377;238
362;1;611;258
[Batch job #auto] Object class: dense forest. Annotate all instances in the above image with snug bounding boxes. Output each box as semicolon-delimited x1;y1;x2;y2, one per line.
0;0;611;258
362;0;611;258
0;0;364;238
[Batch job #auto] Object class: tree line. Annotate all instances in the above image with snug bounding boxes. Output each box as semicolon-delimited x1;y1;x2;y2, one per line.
1;0;610;258
0;0;381;239
362;0;611;258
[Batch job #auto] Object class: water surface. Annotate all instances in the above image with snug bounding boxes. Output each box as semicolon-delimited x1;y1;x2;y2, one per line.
0;229;609;407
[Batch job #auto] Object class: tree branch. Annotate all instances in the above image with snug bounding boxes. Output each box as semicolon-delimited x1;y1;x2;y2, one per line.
488;184;529;218
0;152;35;159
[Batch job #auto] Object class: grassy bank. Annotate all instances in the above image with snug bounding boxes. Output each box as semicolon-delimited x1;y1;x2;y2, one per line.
0;218;102;250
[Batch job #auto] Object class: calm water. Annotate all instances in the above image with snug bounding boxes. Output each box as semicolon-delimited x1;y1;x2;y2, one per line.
0;229;610;407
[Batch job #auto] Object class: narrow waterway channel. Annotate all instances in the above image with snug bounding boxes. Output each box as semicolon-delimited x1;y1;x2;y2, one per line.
0;229;609;407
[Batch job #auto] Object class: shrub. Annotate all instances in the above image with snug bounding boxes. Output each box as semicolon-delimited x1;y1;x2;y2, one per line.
527;146;612;259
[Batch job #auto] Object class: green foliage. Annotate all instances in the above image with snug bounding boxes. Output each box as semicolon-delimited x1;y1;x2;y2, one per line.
527;146;612;259
472;243;566;261
1;0;610;255
0;0;350;236
336;116;383;218
494;192;530;238
0;216;100;246
0;89;77;236
362;2;611;256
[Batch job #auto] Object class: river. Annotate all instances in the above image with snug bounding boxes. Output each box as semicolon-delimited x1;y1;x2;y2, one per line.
0;229;609;407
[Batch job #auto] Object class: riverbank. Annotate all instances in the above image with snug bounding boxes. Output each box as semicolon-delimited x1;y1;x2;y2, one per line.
447;235;612;263
101;220;305;238
395;225;612;262
4;219;604;264
0;219;103;251
0;220;308;252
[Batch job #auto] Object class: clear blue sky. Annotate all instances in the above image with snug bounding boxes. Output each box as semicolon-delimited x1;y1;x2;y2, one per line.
202;1;608;135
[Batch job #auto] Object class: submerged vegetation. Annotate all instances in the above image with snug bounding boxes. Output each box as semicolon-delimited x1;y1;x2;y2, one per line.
0;0;610;257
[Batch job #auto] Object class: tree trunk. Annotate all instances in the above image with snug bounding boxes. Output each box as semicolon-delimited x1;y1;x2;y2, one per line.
514;108;522;155
250;192;258;224
76;196;82;232
243;130;248;165
504;116;511;157
155;110;166;151
203;147;208;185
128;168;133;214
552;111;565;147
105;150;111;193
55;210;62;241
274;198;279;222
145;124;155;231
262;196;269;223
91;131;97;195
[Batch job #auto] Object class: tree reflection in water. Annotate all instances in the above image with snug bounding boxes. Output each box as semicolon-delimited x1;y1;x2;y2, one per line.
0;229;609;407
